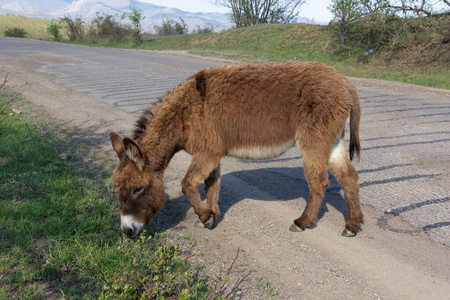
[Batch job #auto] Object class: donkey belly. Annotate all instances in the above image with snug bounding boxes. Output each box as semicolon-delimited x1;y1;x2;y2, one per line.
228;140;294;160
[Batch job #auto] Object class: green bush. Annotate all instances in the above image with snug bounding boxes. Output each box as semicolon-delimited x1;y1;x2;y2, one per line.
47;22;61;41
192;24;215;35
91;12;129;42
4;27;27;38
154;17;189;36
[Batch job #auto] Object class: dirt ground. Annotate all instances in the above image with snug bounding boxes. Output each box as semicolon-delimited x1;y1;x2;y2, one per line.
3;53;450;300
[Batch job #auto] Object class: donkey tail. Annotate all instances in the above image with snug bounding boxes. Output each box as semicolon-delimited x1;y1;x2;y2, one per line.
349;89;361;162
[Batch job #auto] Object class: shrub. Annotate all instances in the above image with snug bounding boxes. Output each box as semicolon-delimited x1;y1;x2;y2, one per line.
154;17;189;36
91;12;129;42
328;0;450;65
4;27;27;38
47;22;62;41
192;24;215;34
59;15;85;41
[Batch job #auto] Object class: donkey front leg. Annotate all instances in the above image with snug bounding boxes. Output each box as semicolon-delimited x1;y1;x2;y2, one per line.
181;154;220;229
204;164;221;220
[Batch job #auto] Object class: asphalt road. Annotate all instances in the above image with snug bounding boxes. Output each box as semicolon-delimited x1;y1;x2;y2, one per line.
1;38;449;246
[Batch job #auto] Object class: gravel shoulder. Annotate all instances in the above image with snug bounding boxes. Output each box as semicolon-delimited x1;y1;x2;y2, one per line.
2;50;449;299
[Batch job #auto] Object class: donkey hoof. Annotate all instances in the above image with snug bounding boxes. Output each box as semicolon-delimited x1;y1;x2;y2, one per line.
289;223;304;232
204;215;214;229
341;228;357;237
195;215;214;229
194;220;206;228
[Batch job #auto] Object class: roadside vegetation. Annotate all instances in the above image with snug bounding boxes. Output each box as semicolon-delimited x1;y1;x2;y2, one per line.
0;15;50;39
138;22;449;89
0;73;243;298
1;11;448;89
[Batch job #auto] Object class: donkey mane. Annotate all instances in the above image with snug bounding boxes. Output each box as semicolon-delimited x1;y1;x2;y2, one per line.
133;98;163;141
132;80;188;141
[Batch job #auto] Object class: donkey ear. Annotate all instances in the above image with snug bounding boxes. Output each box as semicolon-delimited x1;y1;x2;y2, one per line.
110;131;124;158
123;137;145;172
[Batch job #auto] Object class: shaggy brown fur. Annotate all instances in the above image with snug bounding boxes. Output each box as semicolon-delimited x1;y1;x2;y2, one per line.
110;62;363;239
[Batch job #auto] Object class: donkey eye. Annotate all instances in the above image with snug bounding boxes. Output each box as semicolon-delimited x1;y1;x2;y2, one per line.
132;188;144;198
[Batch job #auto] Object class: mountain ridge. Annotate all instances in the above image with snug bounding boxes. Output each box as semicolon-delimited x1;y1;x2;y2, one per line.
0;0;232;32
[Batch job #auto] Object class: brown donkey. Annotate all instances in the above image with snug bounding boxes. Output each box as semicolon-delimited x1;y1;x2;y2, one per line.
110;62;363;239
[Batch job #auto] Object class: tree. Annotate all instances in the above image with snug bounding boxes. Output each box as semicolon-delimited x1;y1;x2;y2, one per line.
59;15;85;41
328;0;362;45
383;0;433;17
123;7;145;44
214;0;305;28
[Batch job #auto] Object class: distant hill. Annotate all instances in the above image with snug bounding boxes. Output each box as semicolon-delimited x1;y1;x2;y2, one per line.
0;0;232;32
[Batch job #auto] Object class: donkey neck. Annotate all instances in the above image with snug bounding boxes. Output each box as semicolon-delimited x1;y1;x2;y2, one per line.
140;97;183;173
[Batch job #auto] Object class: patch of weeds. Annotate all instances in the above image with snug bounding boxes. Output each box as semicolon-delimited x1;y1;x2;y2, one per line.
95;233;244;299
0;69;19;123
256;277;279;299
179;234;192;240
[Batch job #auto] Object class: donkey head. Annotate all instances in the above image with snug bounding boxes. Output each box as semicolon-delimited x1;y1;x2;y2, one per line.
110;131;164;239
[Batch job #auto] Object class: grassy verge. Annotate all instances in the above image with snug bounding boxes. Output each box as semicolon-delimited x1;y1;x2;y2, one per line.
0;95;137;298
80;23;450;90
0;93;241;298
1;96;108;298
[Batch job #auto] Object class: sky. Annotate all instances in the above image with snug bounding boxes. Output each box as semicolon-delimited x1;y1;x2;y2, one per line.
144;0;334;24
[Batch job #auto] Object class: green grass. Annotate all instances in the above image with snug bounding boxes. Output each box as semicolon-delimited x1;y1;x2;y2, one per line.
144;23;330;63
0;15;56;40
0;96;241;299
79;23;450;90
0;97;126;298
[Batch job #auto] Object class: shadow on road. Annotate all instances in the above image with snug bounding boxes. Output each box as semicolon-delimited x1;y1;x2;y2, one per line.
151;167;351;233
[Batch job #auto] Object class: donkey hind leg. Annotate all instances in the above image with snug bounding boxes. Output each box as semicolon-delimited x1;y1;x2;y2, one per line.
181;154;220;229
290;148;330;232
328;137;363;237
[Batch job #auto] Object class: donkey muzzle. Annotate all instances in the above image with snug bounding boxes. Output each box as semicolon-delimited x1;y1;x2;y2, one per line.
120;215;144;239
